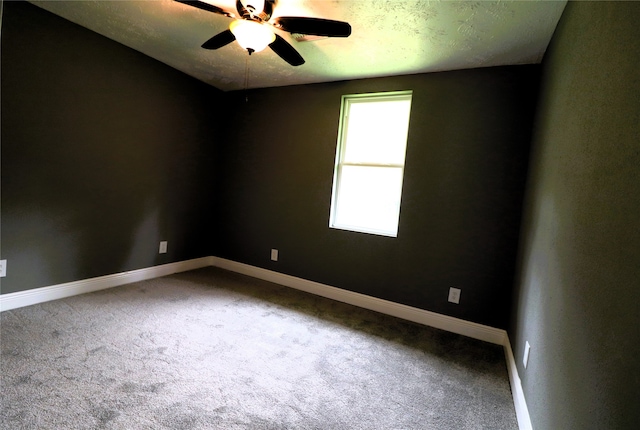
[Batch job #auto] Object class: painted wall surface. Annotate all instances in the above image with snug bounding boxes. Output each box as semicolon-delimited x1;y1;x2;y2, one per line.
510;2;640;429
217;67;540;329
1;2;222;294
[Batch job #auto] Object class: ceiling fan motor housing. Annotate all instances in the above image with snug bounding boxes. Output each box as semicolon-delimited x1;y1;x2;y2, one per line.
237;0;274;21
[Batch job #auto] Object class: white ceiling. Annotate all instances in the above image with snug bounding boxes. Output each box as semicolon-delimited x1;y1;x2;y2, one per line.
30;0;567;92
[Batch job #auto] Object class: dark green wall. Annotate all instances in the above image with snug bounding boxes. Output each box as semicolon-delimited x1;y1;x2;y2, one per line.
510;2;640;429
1;2;541;330
217;67;540;329
1;1;223;294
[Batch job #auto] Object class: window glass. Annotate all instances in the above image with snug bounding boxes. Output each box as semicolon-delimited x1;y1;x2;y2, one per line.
342;99;411;165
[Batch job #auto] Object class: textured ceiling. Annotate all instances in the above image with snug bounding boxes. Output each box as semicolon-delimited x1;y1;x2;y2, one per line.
29;0;567;91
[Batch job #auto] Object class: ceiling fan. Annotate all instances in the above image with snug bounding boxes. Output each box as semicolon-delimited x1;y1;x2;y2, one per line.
175;0;352;66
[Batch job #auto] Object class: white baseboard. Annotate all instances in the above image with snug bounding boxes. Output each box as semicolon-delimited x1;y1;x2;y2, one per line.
0;257;211;312
504;336;533;430
209;257;507;345
1;256;505;345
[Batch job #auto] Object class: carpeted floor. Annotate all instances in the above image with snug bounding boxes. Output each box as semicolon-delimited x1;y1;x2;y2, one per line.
1;267;517;429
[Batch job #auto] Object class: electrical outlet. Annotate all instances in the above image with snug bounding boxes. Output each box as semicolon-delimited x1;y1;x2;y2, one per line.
448;287;461;304
159;241;168;254
523;341;531;368
0;260;6;277
270;249;278;261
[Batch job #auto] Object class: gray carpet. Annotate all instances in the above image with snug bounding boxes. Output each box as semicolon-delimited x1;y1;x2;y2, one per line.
1;267;517;429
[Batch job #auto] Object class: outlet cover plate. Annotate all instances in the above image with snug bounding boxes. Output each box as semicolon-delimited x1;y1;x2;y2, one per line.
0;260;6;277
270;249;278;261
523;341;531;368
159;241;168;254
448;287;461;304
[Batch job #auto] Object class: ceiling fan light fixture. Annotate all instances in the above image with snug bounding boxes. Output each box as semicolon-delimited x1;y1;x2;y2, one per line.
229;20;275;53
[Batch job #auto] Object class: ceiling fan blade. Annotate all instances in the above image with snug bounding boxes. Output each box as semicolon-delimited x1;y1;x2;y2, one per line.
235;0;247;17
269;34;305;66
272;17;351;37
261;0;275;21
175;0;234;18
201;29;236;49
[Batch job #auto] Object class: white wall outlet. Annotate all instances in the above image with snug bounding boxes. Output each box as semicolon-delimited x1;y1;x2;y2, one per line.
523;341;531;368
448;287;461;304
159;241;168;254
0;260;6;277
270;249;278;262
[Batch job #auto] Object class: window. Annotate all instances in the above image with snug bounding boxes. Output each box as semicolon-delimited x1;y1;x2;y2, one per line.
329;91;412;237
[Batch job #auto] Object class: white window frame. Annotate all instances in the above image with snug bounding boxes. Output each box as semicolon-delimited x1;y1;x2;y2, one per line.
329;91;413;237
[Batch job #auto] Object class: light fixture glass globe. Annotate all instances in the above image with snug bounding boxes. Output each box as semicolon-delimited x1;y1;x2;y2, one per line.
229;20;276;53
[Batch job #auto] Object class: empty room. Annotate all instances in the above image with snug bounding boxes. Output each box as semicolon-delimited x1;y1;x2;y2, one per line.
1;1;638;429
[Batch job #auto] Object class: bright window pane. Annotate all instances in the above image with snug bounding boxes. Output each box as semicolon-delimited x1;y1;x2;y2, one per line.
333;166;404;235
343;99;411;165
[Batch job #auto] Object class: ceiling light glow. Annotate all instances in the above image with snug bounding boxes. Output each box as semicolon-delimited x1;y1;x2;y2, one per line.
230;20;275;53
